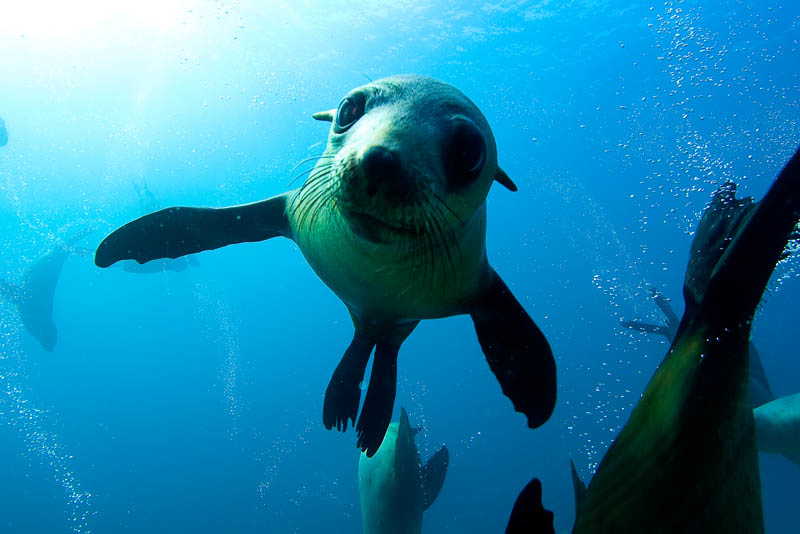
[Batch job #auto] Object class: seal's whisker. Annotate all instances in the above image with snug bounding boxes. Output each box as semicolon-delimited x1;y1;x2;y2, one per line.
302;176;335;206
301;185;334;230
428;199;463;265
431;191;464;226
290;162;333;188
414;201;441;292
290;154;334;179
423;197;458;283
297;166;334;196
410;204;434;291
291;153;334;171
293;162;334;189
309;177;338;230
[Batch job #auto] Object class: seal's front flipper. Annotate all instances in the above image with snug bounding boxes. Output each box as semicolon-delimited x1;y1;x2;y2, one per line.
356;342;400;457
95;193;292;268
323;331;375;432
506;478;555;534
470;269;556;429
421;445;449;510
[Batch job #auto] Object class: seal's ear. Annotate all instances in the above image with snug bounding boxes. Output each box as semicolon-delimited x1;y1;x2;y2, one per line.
495;168;518;192
313;109;336;122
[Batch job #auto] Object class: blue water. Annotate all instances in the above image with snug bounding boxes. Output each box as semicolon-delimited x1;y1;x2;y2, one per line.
0;1;798;532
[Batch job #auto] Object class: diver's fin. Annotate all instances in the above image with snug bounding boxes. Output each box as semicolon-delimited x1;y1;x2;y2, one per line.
702;146;800;326
95;193;292;268
323;331;375;432
620;319;672;339
506;478;555;534
422;444;449;510
356;341;400;457
470;269;556;429
570;459;587;517
0;278;23;305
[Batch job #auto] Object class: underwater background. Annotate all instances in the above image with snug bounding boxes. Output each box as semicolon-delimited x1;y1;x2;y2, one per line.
0;1;798;532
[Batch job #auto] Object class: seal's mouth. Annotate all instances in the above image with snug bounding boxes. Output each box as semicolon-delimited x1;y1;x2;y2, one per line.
343;209;418;244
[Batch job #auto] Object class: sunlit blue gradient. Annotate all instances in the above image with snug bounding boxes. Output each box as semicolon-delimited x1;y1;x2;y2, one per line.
1;1;799;533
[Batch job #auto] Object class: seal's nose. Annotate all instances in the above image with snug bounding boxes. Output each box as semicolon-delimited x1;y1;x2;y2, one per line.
361;146;409;198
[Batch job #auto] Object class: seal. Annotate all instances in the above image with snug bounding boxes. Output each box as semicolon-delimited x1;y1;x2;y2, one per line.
94;75;557;456
1;230;92;351
622;287;775;409
508;145;800;534
753;392;800;469
358;407;448;534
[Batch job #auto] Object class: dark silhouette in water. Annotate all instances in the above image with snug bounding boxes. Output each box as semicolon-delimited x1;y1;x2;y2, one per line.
117;181;200;274
507;145;800;534
0;117;8;147
621;286;775;409
0;232;90;351
622;289;800;467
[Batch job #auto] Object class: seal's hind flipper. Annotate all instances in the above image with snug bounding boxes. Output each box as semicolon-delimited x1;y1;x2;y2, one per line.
95;193;292;268
505;478;554;534
422;444;449;510
470;269;556;429
323;332;375;432
356;342;400;457
570;146;800;534
700;147;800;326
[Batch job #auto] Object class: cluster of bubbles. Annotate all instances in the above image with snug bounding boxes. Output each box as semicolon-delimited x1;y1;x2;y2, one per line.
0;304;93;533
255;421;314;526
566;0;800;473
192;285;241;439
552;175;658;471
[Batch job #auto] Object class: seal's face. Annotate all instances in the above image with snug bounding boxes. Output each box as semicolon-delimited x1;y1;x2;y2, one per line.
303;75;510;245
290;75;515;318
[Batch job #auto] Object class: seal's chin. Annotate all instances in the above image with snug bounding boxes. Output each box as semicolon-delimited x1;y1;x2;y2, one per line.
343;210;417;244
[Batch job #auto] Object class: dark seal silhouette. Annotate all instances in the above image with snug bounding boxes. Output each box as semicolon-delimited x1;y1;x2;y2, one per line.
0;231;90;351
508;145;800;534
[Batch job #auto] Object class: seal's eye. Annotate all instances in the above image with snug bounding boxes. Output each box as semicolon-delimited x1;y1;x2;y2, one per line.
445;118;487;188
335;94;366;133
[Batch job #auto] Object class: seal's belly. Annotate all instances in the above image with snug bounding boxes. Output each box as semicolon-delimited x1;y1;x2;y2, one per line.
290;203;486;320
